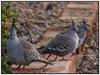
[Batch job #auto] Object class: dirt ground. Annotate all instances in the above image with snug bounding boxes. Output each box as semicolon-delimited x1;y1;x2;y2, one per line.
2;1;99;74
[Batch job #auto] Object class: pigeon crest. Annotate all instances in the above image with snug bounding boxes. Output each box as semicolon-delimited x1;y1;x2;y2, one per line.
70;18;78;32
64;18;78;34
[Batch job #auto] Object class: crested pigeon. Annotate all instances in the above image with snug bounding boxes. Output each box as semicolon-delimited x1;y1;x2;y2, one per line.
76;18;89;54
39;18;79;61
7;22;53;70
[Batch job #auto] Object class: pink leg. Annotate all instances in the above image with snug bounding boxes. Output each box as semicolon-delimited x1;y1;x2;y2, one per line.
16;65;22;70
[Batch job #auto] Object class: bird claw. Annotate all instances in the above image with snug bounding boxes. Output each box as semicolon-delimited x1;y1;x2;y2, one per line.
60;53;76;61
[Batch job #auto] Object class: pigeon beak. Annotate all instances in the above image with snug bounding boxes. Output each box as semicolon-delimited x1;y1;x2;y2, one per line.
86;24;90;32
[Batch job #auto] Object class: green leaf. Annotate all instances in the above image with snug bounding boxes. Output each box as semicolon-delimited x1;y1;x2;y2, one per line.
1;55;12;74
1;3;17;73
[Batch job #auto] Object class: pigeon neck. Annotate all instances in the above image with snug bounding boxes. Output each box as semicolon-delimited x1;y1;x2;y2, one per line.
69;24;78;33
10;34;18;41
68;27;78;33
78;28;86;38
14;35;18;40
79;28;87;33
10;27;19;40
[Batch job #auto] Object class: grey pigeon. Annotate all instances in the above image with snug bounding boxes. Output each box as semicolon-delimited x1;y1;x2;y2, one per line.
7;22;53;70
76;18;89;54
39;19;79;61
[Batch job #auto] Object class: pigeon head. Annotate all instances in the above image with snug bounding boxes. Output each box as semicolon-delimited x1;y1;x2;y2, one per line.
9;19;17;39
67;18;78;33
9;26;17;39
80;18;89;32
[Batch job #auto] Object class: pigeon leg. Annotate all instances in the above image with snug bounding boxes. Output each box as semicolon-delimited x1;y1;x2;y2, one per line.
59;53;76;61
59;56;71;61
62;57;65;60
46;54;51;60
71;52;76;56
80;43;85;54
21;66;30;72
16;65;22;70
16;65;28;72
21;65;27;71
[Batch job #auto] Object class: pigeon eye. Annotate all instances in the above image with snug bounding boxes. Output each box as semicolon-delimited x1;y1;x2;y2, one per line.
87;24;90;26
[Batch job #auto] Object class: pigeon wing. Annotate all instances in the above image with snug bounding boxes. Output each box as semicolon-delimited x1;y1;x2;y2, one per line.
20;39;53;65
45;34;76;53
20;39;39;62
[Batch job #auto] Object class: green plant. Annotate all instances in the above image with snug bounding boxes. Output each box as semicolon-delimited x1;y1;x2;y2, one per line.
1;55;12;74
1;2;17;74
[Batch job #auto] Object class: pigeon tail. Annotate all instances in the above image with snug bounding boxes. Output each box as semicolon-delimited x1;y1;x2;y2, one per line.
37;46;45;50
38;46;49;54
